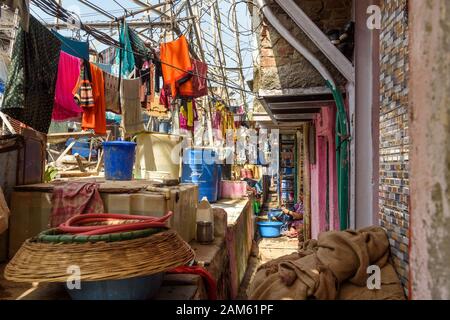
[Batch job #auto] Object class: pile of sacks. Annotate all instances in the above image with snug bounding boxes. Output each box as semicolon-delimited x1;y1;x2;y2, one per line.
249;226;406;300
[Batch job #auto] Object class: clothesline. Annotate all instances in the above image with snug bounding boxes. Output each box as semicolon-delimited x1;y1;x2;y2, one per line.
28;6;257;99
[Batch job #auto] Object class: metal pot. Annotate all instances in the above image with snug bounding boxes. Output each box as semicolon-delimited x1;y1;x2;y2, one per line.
196;221;214;244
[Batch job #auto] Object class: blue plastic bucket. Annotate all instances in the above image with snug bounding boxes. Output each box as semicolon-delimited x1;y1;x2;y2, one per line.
66;273;164;300
103;141;136;181
181;148;220;202
257;221;283;238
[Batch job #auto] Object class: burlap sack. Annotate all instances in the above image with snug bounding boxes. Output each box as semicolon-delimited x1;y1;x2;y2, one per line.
249;226;404;300
0;187;10;234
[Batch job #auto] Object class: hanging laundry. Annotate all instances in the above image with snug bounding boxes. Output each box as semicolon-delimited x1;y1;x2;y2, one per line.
179;59;208;98
159;87;171;110
1;16;61;133
140;61;153;110
52;51;82;121
99;46;116;65
76;63;106;135
115;22;135;78
128;26;150;70
74;59;94;109
52;31;89;60
160;35;193;97
103;71;121;114
153;53;163;93
120;78;144;135
187;99;195;127
95;63;113;74
0;0;29;32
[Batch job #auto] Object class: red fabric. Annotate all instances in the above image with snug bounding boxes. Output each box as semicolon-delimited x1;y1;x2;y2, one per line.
168;266;217;300
50;182;104;228
179;59;208;98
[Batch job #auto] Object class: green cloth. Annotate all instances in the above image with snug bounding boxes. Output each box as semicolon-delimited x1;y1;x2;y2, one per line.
115;22;135;78
128;26;150;69
1;15;61;133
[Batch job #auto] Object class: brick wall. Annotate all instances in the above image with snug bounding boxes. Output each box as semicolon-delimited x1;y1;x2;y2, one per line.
253;0;352;92
378;0;410;294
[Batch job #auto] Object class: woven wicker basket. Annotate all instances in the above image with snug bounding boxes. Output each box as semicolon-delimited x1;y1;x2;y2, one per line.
4;230;195;283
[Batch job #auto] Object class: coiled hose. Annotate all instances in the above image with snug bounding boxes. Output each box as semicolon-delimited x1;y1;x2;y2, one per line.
57;212;173;236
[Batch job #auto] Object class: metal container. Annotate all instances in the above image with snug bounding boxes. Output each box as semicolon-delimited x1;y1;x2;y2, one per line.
196;221;214;244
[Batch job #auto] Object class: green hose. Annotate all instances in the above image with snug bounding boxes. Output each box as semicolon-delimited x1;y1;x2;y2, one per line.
326;80;350;230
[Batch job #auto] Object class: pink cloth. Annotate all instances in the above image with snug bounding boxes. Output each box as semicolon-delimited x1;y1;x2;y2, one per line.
52;51;82;121
50;182;104;228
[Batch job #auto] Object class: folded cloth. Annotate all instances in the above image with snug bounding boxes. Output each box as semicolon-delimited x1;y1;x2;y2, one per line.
50;182;104;228
249;226;405;300
121;78;144;135
52;51;82;121
168;266;217;300
0;186;10;234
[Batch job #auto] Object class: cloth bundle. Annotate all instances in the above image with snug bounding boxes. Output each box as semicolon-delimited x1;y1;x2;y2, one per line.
50;182;104;228
249;226;406;300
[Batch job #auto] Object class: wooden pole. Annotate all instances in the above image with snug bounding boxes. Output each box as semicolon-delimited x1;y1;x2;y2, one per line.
302;123;312;241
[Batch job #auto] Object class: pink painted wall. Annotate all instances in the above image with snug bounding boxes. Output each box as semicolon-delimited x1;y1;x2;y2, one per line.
310;105;339;239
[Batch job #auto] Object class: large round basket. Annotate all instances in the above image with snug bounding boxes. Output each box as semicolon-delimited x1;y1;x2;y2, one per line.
4;229;195;283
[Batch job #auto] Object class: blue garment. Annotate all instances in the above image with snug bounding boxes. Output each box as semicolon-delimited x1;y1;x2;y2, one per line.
52;31;89;60
95;63;113;73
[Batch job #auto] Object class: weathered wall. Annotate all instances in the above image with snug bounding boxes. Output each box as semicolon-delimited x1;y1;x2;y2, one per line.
253;0;352;92
409;0;450;300
310;105;339;239
378;0;410;294
354;0;380;228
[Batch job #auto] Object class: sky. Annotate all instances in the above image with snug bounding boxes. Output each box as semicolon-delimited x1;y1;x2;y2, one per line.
30;0;255;107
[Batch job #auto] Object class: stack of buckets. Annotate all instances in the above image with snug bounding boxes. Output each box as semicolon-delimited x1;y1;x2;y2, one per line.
181;148;221;202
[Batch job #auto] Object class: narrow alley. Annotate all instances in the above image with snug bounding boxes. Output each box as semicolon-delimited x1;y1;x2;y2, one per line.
0;0;449;304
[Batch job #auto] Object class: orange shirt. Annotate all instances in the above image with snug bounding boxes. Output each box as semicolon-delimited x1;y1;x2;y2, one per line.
160;35;193;97
81;63;106;134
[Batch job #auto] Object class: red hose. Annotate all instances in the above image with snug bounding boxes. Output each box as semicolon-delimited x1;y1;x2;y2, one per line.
57;212;173;236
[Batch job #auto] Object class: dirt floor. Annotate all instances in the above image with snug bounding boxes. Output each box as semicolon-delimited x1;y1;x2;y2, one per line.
237;236;299;299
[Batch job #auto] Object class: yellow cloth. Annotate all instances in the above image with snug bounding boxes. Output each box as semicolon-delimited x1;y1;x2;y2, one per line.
187;100;194;127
